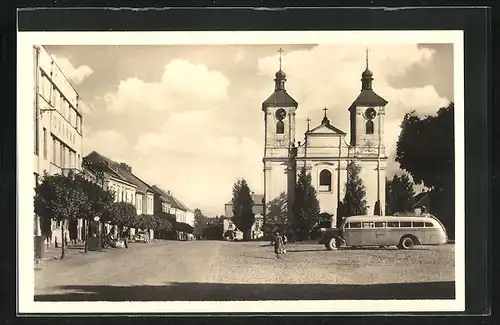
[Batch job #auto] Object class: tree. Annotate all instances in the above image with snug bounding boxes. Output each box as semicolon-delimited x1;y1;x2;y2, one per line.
34;171;87;259
291;167;320;240
265;191;287;225
108;202;137;233
231;179;255;241
193;208;208;238
386;173;415;215
339;161;367;219
74;174;115;252
396;102;454;237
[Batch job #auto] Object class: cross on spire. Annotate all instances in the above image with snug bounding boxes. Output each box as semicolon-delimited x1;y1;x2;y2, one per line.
306;117;311;131
365;47;370;69
278;47;284;70
322;107;330;125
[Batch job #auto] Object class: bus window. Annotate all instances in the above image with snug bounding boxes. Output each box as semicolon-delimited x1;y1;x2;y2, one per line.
412;221;424;228
400;221;412;227
424;222;434;227
374;222;386;228
349;222;361;228
388;221;399;228
362;222;374;228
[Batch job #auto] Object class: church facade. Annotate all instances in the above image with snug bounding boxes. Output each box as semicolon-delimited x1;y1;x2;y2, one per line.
262;50;388;226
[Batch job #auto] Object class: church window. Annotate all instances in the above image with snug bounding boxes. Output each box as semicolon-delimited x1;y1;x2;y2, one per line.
276;120;284;134
365;120;374;134
319;169;332;192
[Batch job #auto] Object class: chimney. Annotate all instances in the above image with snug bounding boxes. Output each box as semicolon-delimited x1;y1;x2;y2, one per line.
167;190;171;196
120;162;132;173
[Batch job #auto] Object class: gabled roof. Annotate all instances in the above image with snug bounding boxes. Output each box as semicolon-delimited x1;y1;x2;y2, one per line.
151;185;192;212
83;151;135;187
350;89;388;108
307;123;346;135
262;90;298;110
83;151;153;194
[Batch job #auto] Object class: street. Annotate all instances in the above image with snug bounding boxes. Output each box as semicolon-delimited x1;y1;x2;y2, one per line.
35;241;455;301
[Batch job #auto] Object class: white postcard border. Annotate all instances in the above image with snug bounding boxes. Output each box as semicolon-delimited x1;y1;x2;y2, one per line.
17;30;465;314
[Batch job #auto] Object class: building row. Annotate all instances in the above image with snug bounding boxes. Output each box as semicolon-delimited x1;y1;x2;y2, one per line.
33;45;194;245
82;151;195;241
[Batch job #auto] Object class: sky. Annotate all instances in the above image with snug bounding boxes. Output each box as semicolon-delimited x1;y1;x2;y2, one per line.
45;43;454;216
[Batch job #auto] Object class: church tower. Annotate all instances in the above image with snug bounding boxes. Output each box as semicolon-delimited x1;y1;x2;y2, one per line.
262;48;298;217
348;49;388;215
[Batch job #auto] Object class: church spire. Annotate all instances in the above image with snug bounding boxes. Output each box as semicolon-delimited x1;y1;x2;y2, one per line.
321;107;330;125
361;47;374;90
274;47;287;91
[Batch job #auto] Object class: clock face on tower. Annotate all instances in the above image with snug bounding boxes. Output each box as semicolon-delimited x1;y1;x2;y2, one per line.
364;107;377;120
275;108;287;121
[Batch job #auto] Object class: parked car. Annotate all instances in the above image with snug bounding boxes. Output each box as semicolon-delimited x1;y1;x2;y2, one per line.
132;231;150;243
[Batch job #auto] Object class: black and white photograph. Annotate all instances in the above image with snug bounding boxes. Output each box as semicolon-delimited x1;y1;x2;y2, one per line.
17;30;465;314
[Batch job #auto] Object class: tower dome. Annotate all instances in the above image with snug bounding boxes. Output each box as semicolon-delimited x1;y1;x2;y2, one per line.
275;69;287;79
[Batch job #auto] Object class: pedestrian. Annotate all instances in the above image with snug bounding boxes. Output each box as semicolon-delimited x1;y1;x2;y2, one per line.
122;227;129;249
274;231;284;259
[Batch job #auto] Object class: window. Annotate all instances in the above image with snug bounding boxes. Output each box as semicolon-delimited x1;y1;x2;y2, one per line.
60;144;64;167
400;221;412;228
276;120;284;134
43;128;47;159
349;222;361;228
388;221;399;228
362;222;374;228
365;120;374;134
77;154;80;168
412;222;424;228
52;138;57;164
424;222;434;227
375;221;386;228
319;169;332;191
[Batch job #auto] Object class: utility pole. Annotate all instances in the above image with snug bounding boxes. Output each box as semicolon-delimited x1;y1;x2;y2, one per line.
287;142;298;230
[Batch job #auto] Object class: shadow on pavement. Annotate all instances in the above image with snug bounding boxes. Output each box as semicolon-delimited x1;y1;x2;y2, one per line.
35;281;455;301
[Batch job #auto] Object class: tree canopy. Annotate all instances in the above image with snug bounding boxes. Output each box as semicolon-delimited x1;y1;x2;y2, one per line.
108;201;137;228
396;102;454;191
339;161;367;218
386;173;415;215
193;208;208;236
266;191;287;226
395;102;454;238
291;167;320;239
231;178;255;240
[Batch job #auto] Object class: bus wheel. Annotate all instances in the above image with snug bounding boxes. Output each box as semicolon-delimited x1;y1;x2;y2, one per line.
326;237;337;251
399;236;415;250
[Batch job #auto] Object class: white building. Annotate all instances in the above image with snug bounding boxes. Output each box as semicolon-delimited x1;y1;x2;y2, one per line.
83;151;156;238
33;45;85;243
262;50;387;227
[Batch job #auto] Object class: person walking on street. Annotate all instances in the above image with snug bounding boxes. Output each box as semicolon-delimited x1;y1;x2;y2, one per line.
122;227;129;249
274;231;284;259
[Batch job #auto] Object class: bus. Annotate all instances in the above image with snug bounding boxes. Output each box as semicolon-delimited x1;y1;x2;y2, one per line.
318;214;448;250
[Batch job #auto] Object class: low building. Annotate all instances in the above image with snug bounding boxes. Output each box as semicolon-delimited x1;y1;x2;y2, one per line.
151;185;195;240
222;213;264;240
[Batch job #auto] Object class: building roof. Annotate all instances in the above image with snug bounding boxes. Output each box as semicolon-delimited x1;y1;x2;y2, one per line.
262;90;298;109
307;122;346;135
84;151;153;194
350;89;388;108
151;185;192;212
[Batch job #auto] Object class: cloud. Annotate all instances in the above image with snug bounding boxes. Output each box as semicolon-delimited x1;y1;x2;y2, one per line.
257;44;450;176
83;130;130;163
52;55;94;84
103;59;230;112
81;44;451;215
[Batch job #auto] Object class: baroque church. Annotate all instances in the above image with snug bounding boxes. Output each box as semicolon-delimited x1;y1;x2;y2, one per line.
262;49;388;226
